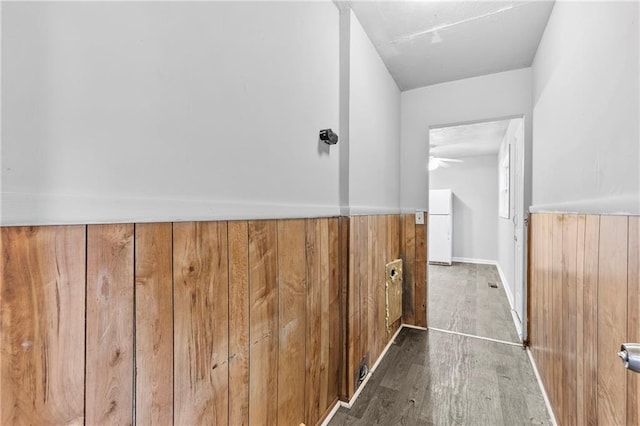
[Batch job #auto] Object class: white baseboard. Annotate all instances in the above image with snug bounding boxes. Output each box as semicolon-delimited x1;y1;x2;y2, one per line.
401;324;428;331
494;262;523;340
322;324;414;424
526;348;558;426
320;401;342;426
495;262;515;308
451;257;497;265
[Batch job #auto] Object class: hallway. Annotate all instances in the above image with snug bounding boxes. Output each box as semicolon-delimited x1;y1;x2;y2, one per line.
428;262;519;343
329;263;550;425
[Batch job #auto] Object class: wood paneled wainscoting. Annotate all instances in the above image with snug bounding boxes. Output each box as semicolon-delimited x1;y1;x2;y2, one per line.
341;214;427;399
1;214;427;424
528;213;639;426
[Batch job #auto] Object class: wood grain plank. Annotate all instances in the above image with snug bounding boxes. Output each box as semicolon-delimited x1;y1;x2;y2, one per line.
377;216;388;357
367;216;379;363
401;214;416;325
544;213;555;405
328;218;341;404
550;214;563;418
628;216;639;426
86;224;134;426
134;223;173;425
536;213;551;396
529;213;544;378
173;221;229;425
338;216;351;400
583;215;600;426
561;215;578;426
415;219;427;328
390;215;401;260
305;218;322;424
358;215;369;378
575;214;586;426
319;218;331;415
346;216;358;398
228;221;250;426
1;226;86;425
597;215;628;426
276;219;306;426
529;214;540;361
248;220;279;426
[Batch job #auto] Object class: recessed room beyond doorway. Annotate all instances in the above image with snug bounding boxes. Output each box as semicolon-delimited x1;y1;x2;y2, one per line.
427;117;525;344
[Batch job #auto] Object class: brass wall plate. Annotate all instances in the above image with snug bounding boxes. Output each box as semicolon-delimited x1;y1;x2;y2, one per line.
385;259;403;333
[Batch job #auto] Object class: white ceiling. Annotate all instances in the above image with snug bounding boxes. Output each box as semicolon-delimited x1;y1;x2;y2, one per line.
346;1;555;90
430;119;513;158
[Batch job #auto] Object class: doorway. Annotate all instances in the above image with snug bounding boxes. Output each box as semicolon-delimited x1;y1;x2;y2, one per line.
427;117;526;344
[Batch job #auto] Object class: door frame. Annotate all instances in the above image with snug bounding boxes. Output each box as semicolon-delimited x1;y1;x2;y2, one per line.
427;114;529;342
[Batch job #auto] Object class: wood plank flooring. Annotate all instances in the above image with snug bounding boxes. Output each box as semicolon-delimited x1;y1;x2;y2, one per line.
428;262;519;343
330;262;549;425
329;328;550;425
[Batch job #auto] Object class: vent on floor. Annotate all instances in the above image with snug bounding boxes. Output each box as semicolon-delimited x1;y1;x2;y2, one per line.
488;282;499;289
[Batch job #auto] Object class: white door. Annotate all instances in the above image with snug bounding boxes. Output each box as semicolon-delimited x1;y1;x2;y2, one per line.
513;121;525;333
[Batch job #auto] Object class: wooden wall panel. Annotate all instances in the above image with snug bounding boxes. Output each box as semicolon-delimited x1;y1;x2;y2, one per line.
582;215;600;426
401;214;416;324
368;216;384;367
173;222;229;425
529;213;639;426
134;223;173;425
529;214;543;383
3;214;408;422
358;215;370;380
341;214;427;401
628;216;640;426
276;219;306;426
596;216;628;426
327;218;341;406
1;226;86;425
574;214;586;426
319;218;331;414
561;214;578;426
550;215;563;418
414;218;427;327
228;221;250;426
541;213;553;399
338;216;351;400
86;224;134;425
346;216;364;396
376;215;387;359
248;220;279;425
305;218;321;422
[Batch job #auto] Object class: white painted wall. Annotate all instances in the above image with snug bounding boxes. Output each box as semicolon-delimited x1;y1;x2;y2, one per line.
402;69;531;317
348;11;401;215
531;1;639;214
1;1;340;225
430;155;498;262
400;68;533;215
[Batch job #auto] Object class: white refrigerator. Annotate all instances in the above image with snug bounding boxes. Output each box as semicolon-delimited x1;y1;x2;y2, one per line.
428;189;453;265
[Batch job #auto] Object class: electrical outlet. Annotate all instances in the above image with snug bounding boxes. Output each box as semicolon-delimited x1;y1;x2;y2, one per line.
415;211;425;225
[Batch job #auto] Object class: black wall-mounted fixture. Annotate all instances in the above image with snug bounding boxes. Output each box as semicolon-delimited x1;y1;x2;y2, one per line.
319;129;339;145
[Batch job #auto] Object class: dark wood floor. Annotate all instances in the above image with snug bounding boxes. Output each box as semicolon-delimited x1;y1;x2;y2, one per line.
329;328;550;425
329;262;550;425
429;262;520;343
